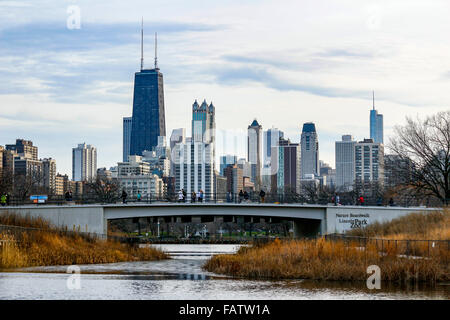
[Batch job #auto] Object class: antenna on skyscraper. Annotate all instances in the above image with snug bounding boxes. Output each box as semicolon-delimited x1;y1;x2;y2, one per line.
372;90;375;110
140;17;144;71
154;32;158;69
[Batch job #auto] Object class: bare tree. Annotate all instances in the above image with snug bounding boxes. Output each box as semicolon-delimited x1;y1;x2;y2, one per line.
13;171;45;201
84;177;121;203
0;170;14;196
389;111;450;205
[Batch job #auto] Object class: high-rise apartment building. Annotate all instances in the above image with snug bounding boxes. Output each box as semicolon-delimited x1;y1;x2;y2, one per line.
370;92;384;144
173;139;214;201
354;138;384;189
335;135;356;190
129;29;165;156
248;119;263;189
123;117;132;162
14;157;43;178
55;174;65;195
6;139;38;160
42;158;57;194
271;137;301;194
300;122;319;178
72;143;97;182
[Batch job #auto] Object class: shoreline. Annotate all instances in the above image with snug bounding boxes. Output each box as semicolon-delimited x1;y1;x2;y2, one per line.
202;238;449;284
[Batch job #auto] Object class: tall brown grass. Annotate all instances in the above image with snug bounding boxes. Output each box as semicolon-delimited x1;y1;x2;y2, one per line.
203;238;449;283
0;212;168;269
347;207;450;240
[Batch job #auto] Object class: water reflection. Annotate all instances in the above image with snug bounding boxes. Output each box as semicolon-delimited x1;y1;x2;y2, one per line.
0;244;448;300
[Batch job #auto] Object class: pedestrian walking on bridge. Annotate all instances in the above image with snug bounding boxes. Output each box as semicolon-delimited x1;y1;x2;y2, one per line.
259;189;266;203
121;189;128;204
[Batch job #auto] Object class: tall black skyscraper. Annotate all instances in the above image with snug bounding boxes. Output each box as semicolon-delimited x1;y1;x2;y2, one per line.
130;23;166;156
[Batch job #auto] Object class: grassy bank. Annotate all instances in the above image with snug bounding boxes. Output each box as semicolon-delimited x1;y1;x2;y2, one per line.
204;209;450;283
347;207;450;240
203;238;449;282
0;213;168;269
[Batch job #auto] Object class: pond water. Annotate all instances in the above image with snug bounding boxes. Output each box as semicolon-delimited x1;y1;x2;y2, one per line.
0;244;448;300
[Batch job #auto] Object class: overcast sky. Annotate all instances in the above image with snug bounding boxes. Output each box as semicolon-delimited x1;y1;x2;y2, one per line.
1;0;449;175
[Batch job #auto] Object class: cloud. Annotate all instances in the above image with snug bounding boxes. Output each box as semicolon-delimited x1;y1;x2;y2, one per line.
211;65;367;99
0;21;221;104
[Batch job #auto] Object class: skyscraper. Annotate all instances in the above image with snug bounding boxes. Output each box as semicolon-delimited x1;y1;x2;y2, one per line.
123;116;132;162
263;127;284;166
370;92;383;144
173;101;217;200
335;135;356;190
271;137;301;194
192;99;215;144
247;119;263;189
129;25;166;156
174;139;215;201
354;138;384;189
300;122;319;178
72;143;97;182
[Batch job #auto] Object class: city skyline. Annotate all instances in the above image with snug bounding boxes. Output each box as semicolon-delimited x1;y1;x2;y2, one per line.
1;1;450;175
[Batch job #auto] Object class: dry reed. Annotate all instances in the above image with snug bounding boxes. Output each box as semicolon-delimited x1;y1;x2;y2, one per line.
347;207;450;240
203;238;449;283
0;212;168;269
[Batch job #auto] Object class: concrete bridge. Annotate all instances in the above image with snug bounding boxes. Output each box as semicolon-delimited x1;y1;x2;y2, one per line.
0;203;437;238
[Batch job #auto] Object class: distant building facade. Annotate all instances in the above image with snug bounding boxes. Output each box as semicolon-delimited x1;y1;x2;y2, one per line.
271;137;301;194
384;154;412;188
247;119;263;189
72;143;97;182
335;135;356;190
118;174;164;199
173;140;214;201
370;93;384;144
123;117;132;162
220;155;237;176
42;158;57;194
6;139;38;160
300;122;319;178
117;155;150;176
129;66;166;156
354;138;384;190
224;164;243;196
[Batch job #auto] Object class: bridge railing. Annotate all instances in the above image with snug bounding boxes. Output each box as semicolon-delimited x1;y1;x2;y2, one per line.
0;192;427;207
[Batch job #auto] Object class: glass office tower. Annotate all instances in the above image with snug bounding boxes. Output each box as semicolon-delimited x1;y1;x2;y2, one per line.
369;92;383;144
130;67;166;156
